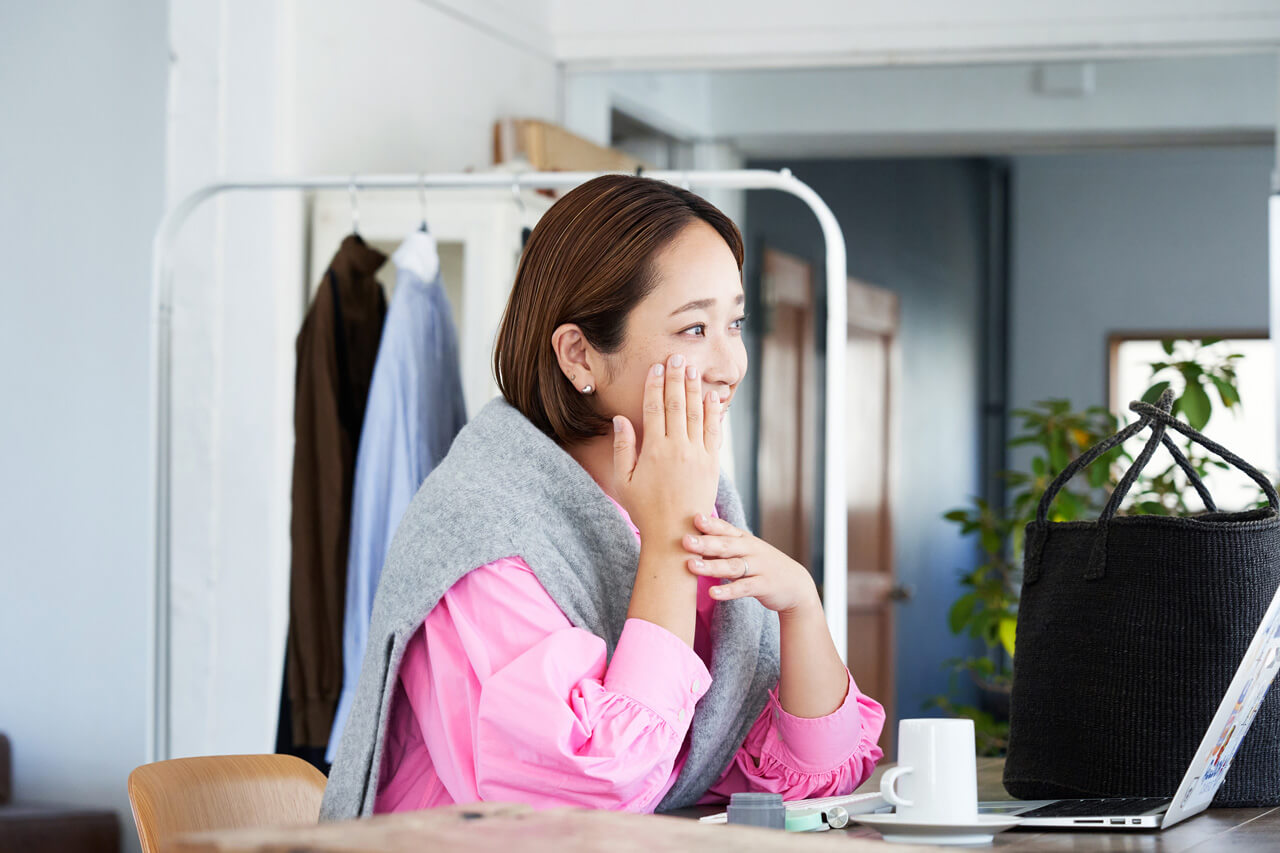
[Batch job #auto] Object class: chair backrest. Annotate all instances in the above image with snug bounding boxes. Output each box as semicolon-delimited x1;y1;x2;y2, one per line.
127;754;327;853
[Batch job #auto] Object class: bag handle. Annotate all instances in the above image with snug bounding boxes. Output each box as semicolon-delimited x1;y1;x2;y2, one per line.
1025;388;1279;583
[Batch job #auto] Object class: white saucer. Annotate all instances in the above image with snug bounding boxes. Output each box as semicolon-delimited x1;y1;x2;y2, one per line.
851;813;1022;845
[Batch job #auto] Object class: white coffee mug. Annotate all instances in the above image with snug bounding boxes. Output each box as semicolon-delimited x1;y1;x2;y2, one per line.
880;718;978;823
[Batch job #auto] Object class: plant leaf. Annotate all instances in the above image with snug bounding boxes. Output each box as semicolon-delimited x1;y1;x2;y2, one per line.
1161;339;1175;356
1210;374;1240;409
948;593;979;635
998;617;1017;659
1056;489;1082;521
1088;458;1110;489
1048;437;1068;473
1180;378;1212;431
1141;381;1171;405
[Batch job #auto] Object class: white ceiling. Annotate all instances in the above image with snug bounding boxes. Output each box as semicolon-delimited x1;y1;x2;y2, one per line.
549;0;1280;71
565;53;1278;158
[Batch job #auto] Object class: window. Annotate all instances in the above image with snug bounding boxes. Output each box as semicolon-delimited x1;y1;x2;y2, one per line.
1109;335;1274;513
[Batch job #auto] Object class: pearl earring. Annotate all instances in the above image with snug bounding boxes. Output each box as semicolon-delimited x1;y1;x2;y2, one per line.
581;385;594;394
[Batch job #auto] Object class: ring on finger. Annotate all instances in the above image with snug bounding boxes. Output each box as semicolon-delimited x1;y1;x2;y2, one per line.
738;558;749;579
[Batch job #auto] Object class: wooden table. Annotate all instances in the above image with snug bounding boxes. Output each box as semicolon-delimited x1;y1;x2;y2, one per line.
845;758;1280;851
170;759;1280;852
169;802;932;853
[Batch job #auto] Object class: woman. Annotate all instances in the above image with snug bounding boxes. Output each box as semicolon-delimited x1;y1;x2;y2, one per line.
320;174;884;819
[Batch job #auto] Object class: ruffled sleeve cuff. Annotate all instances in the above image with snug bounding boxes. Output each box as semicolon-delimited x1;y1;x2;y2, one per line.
766;669;883;773
603;617;712;735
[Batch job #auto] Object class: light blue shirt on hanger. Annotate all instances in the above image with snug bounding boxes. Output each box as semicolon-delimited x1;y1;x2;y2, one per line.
326;229;467;764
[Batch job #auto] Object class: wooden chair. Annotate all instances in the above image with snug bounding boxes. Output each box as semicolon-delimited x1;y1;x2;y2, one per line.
127;754;327;853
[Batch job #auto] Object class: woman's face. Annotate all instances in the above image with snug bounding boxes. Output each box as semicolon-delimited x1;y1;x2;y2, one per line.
576;219;748;446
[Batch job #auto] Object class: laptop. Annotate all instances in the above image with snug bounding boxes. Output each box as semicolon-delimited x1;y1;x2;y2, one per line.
978;578;1280;830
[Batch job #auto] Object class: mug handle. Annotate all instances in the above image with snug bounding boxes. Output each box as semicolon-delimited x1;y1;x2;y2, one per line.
880;765;914;808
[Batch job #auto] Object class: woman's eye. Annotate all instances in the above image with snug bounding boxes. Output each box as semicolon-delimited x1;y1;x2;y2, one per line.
682;316;747;337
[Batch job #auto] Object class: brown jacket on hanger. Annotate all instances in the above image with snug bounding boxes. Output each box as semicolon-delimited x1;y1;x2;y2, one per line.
287;234;387;747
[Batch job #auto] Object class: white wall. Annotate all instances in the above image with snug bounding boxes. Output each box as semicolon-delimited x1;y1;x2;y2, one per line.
0;1;168;849
564;70;717;145
1009;145;1273;417
0;2;559;845
165;0;305;766
293;0;558;173
164;0;561;763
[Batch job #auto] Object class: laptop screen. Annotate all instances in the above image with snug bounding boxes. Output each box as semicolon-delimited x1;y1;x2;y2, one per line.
1163;583;1280;828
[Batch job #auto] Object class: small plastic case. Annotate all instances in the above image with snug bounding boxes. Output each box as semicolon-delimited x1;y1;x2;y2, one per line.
726;792;786;829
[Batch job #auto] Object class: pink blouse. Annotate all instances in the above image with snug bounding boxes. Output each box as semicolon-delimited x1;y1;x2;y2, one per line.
372;496;885;813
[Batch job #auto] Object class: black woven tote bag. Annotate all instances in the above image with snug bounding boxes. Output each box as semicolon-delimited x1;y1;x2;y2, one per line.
1003;390;1280;808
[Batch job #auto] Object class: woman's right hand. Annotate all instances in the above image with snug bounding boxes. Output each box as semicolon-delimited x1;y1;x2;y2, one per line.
612;353;723;546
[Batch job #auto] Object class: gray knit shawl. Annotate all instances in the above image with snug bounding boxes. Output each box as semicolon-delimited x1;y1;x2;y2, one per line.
320;395;780;819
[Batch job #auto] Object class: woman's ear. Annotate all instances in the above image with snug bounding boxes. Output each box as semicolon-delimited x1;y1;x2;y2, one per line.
551;323;598;393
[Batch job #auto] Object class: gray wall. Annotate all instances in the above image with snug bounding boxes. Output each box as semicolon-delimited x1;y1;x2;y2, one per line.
1009;146;1272;415
0;2;167;848
744;158;992;723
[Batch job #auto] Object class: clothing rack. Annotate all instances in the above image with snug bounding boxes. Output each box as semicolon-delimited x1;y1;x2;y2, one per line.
148;168;851;763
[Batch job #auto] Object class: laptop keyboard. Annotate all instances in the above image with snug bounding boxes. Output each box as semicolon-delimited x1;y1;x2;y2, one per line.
1018;797;1171;818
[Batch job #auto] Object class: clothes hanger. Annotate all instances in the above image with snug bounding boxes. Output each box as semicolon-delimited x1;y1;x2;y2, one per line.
397;172;440;284
348;176;360;237
418;173;430;233
513;173;531;250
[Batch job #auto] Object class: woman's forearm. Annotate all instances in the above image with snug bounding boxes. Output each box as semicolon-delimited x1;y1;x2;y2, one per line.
627;536;698;647
777;594;850;717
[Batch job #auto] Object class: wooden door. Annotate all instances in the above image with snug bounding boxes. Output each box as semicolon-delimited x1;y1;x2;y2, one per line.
757;253;900;756
757;249;816;568
844;276;902;757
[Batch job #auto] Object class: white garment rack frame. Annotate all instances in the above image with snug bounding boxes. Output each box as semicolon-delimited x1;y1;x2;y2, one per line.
148;168;851;763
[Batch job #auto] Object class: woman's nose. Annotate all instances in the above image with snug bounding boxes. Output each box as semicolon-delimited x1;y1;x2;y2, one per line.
698;338;745;390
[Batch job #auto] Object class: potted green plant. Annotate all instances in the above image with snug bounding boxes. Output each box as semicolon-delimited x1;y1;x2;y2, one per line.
929;401;1123;755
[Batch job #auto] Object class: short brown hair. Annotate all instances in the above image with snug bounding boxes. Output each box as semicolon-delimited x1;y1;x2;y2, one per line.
493;174;744;445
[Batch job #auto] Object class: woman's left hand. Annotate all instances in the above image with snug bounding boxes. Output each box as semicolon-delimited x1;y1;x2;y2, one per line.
682;514;821;616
